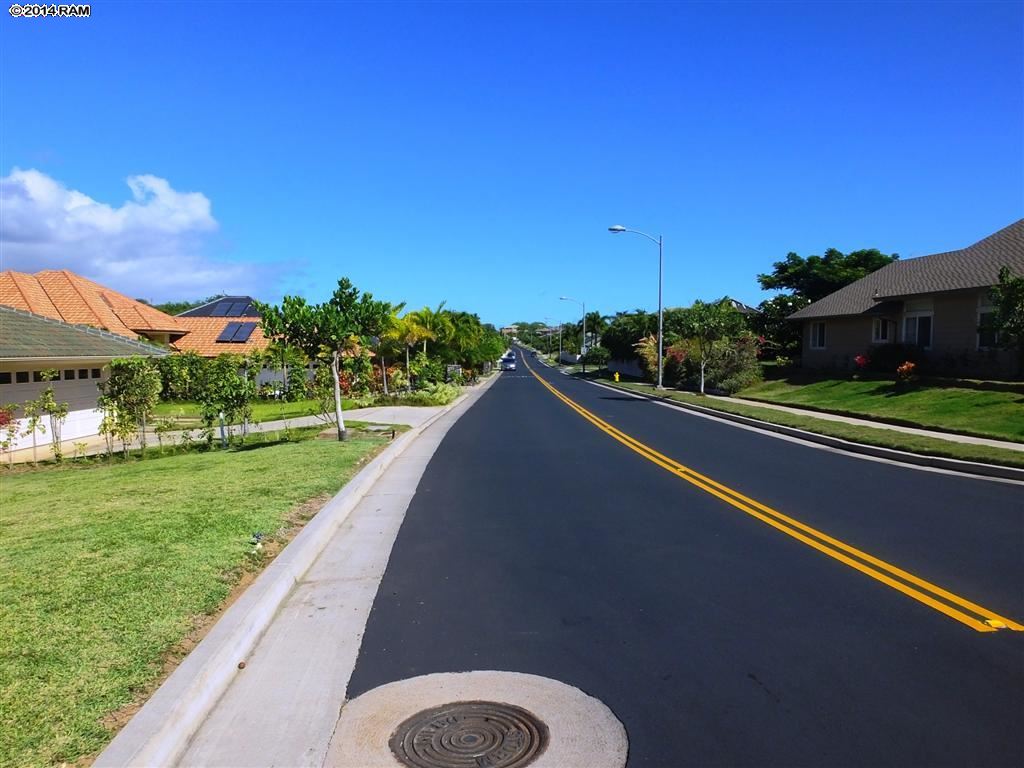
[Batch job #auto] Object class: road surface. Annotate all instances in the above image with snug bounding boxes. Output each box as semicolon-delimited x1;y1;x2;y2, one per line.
347;349;1024;767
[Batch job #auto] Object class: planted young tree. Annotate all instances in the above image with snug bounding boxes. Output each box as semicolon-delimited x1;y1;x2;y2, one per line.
1;403;20;467
36;370;70;462
679;300;747;394
257;278;375;441
198;354;257;445
98;358;163;458
19;371;66;464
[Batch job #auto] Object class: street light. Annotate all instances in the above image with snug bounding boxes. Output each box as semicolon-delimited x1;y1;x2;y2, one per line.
609;225;664;389
559;295;586;374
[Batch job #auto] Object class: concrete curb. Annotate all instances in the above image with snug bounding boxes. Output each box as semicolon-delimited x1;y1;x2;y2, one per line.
587;379;1024;483
95;376;500;768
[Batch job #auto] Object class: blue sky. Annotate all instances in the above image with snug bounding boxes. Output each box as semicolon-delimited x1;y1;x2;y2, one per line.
2;1;1021;327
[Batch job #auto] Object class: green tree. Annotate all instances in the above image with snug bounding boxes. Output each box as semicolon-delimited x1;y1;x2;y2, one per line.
985;266;1024;375
757;248;897;303
602;312;657;360
198;354;257;443
157;351;207;401
405;302;451;354
256;278;379;441
98;358;163;457
678;300;747;394
753;294;810;358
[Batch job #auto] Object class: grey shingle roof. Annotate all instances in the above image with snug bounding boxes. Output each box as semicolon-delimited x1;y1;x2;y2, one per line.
0;306;171;360
789;219;1024;320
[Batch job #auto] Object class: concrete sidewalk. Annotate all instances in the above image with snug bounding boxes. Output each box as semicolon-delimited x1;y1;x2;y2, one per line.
95;374;499;767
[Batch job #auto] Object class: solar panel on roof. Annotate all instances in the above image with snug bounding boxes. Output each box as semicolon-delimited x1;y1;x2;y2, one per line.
211;302;231;317
231;322;257;342
226;302;248;317
217;322;242;342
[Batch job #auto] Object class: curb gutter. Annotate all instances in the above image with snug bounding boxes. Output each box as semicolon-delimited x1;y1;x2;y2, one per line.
95;375;500;768
589;380;1024;483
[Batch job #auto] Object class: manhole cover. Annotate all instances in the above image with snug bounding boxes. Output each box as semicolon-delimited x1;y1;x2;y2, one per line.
389;700;549;768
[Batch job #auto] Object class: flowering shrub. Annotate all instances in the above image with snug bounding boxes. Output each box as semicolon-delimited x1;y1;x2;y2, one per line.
854;354;870;369
896;361;917;382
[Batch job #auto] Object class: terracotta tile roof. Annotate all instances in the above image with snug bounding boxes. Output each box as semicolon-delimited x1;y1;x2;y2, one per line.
790;219;1024;320
172;316;269;357
0;306;170;360
0;269;187;338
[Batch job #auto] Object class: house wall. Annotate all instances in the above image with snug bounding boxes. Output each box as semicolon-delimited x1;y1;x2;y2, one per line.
0;363;109;451
800;288;1016;376
800;317;872;370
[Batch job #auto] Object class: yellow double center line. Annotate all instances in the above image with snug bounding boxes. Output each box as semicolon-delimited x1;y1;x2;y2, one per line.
523;357;1022;633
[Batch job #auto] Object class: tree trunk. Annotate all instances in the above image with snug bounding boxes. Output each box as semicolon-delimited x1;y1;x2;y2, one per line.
406;346;412;391
700;360;706;395
332;350;347;441
381;355;389;396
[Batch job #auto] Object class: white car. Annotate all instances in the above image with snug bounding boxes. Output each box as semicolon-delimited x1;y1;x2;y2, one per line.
500;359;517;371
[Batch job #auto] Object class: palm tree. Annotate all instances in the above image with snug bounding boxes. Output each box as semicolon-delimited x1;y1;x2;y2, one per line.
585;310;608;350
406;301;451;355
392;313;432;389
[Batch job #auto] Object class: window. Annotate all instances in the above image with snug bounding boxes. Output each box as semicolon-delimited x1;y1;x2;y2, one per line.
0;372;11;385
91;368;101;379
16;371;29;383
978;313;999;349
978;292;999;350
64;369;76;380
32;371;45;382
903;314;933;349
78;369;89;379
872;318;892;343
810;321;826;349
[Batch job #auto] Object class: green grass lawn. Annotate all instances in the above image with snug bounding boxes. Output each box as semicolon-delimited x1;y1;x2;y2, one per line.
0;431;387;768
738;378;1024;442
153;398;357;426
605;380;1024;469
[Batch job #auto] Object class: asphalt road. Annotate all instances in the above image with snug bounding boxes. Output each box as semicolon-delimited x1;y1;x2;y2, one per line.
347;351;1024;767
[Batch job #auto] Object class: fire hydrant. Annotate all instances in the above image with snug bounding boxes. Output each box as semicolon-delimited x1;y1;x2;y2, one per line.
614;372;620;382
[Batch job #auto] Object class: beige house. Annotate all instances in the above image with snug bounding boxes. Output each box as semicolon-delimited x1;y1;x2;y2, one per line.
789;219;1023;378
0;306;169;452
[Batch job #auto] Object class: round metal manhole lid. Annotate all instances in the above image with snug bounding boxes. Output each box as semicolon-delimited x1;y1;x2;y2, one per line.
389;700;549;768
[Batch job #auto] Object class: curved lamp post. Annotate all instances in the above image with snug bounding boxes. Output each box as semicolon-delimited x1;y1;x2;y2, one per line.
559;296;586;373
609;225;664;389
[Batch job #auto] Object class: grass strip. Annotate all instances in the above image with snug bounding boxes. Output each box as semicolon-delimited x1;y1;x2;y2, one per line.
152;398;357;426
605;380;1024;470
738;378;1024;443
0;430;388;768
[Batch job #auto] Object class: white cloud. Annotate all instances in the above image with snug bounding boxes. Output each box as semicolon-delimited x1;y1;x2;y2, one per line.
0;168;271;302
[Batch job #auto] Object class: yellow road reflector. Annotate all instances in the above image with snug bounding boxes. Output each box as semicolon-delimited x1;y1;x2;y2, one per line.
521;357;1024;634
